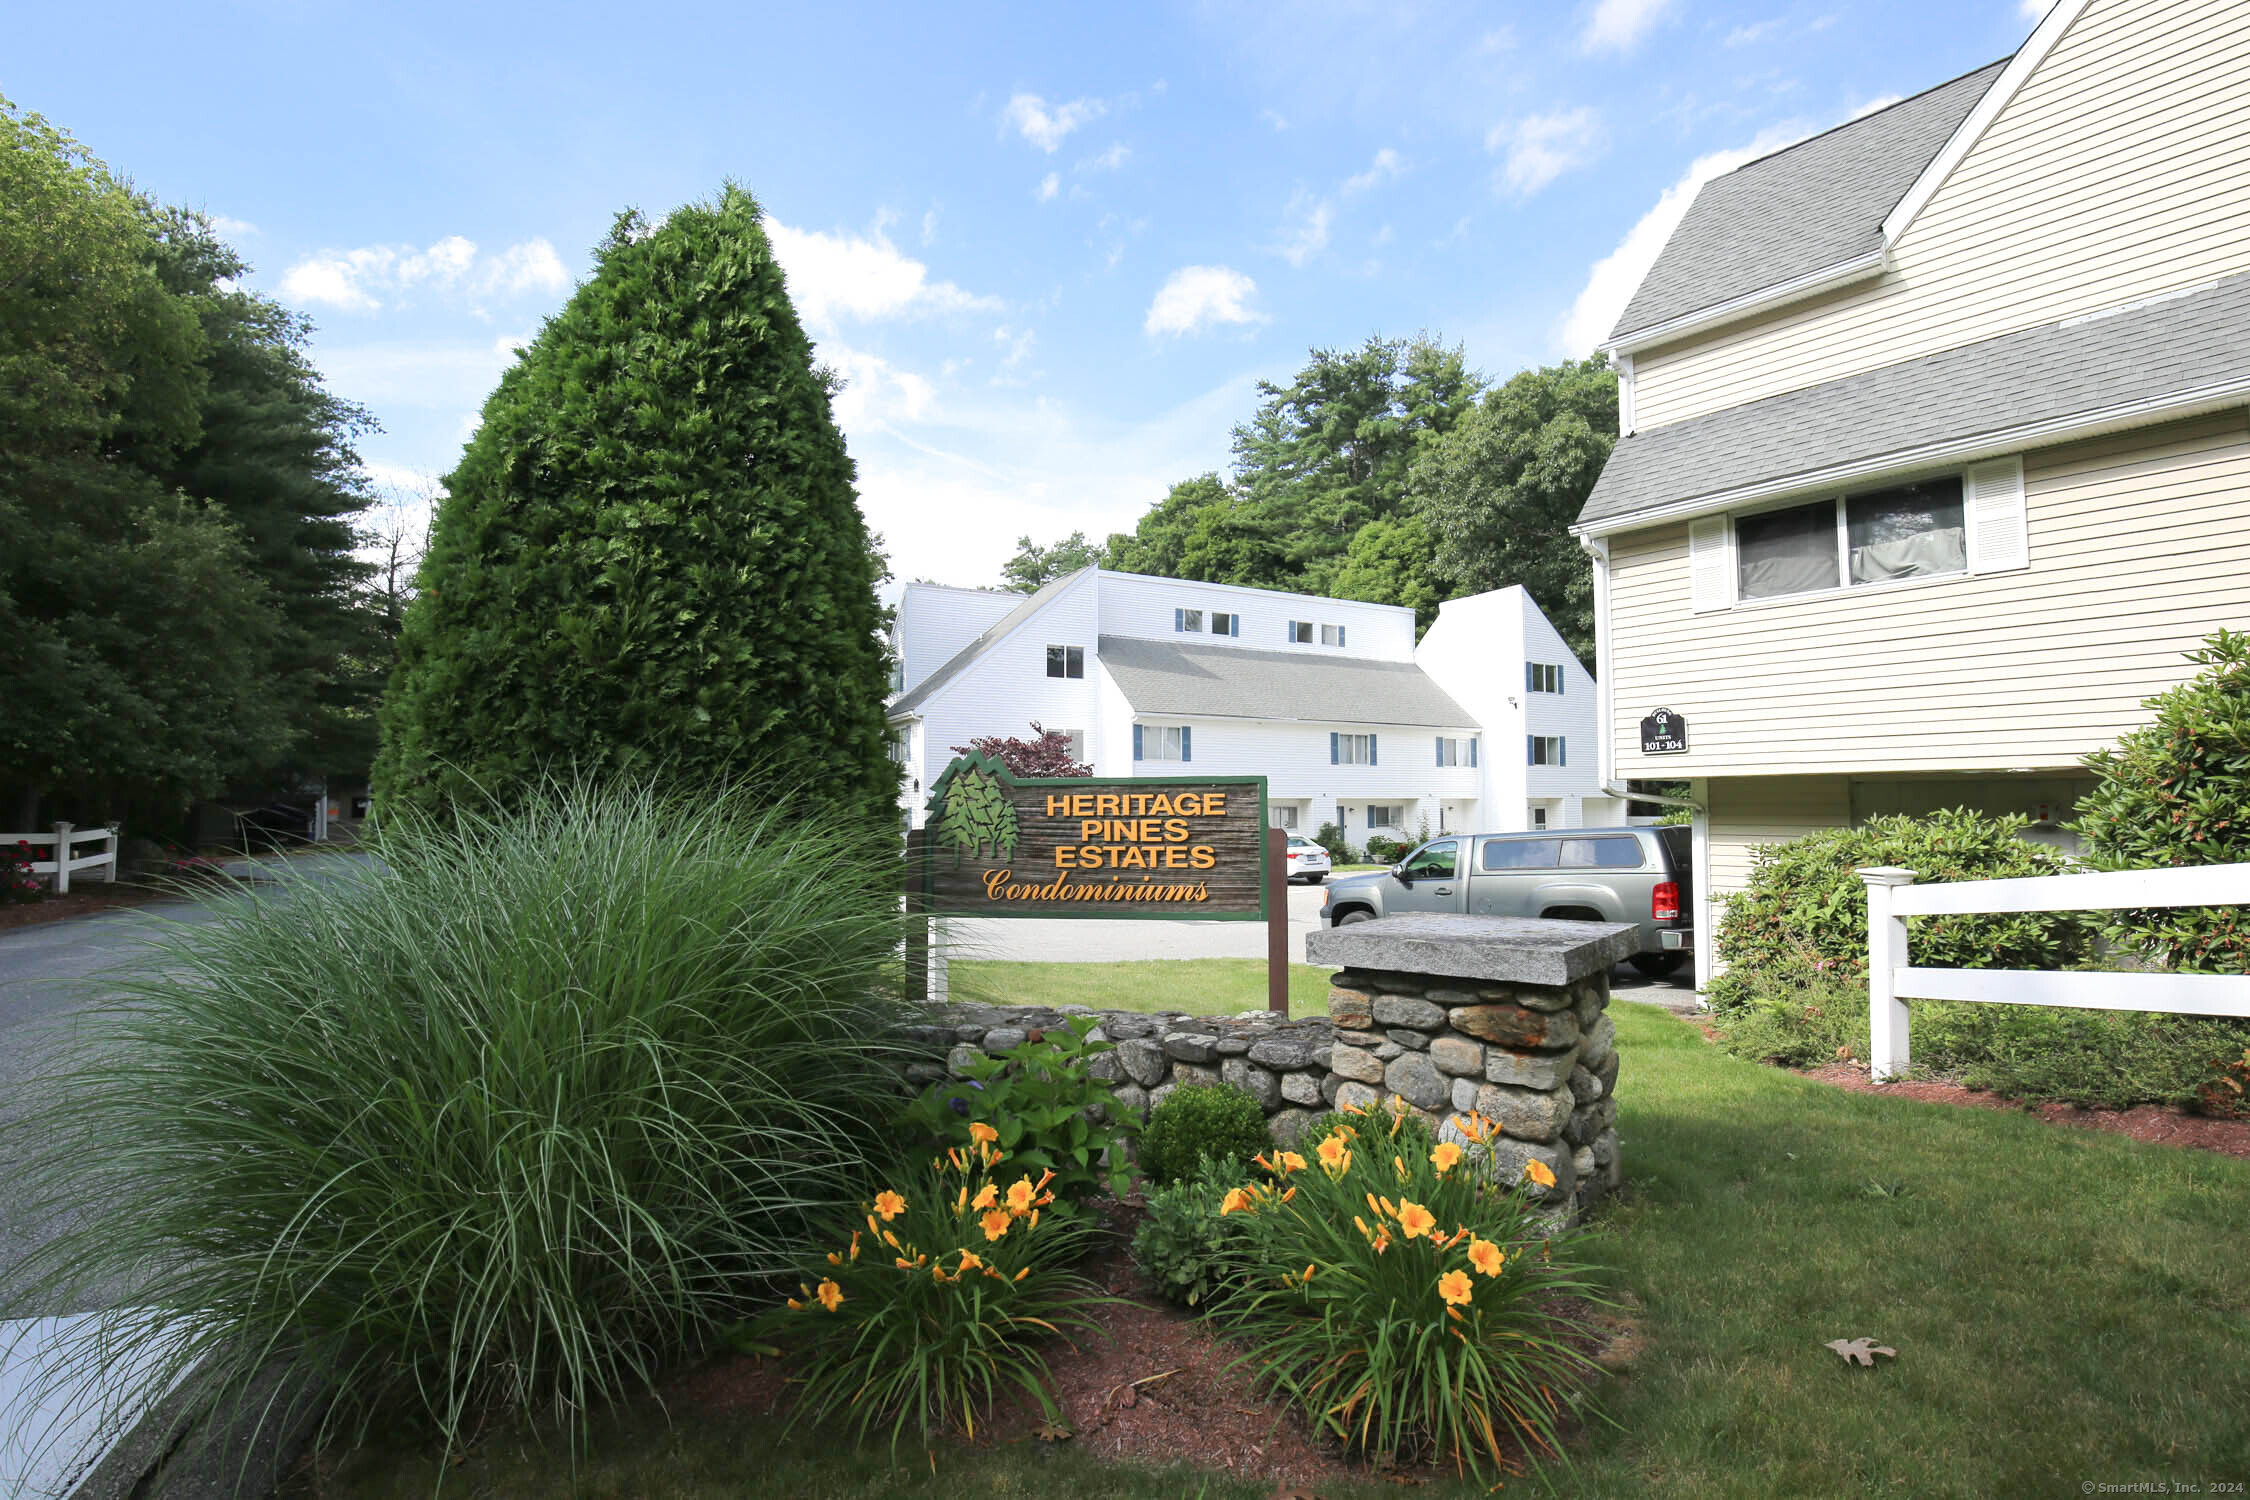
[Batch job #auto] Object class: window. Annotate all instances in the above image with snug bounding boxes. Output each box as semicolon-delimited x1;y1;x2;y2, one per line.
888;730;909;765
1530;807;1548;829
1435;736;1479;767
1402;839;1457;879
1528;736;1566;766
1286;620;1313;643
1731;476;1969;602
1270;805;1299;829
1331;732;1376;766
1045;644;1084;679
1320;623;1347;647
1057;728;1087;762
1559;836;1645;869
1134;724;1190;762
1481;837;1559;871
1366;805;1398;829
1209;611;1239;636
889;660;904;693
1526;663;1563;694
1174;607;1203;633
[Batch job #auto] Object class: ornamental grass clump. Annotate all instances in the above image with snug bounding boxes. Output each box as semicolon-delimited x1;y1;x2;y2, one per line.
1212;1103;1607;1482
746;1134;1106;1450
5;778;912;1456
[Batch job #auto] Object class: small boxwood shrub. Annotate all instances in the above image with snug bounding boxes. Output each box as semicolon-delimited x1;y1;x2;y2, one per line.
1708;808;2092;1010
1136;1082;1270;1186
2071;627;2250;974
1364;833;1412;864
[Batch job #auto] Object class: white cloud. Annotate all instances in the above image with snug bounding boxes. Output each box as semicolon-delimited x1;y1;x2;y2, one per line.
820;343;938;428
1725;17;1782;45
760;217;999;331
1002;92;1106;152
1849;93;1905;120
1036;172;1061;202
1555;121;1811;353
994;325;1037;369
1259;109;1289;132
312;334;532;409
278;235;568;313
1144;266;1264;337
2020;0;2049;20
1278;194;1334;267
1081;142;1132;172
1492;107;1606;196
207;213;260;239
1341;147;1403;196
1582;0;1677;53
921;205;941;246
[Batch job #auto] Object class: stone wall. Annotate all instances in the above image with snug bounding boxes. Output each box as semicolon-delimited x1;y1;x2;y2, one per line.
901;936;1622;1215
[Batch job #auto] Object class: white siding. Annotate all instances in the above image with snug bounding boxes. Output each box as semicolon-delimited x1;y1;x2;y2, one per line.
1095;571;1417;660
1136;717;1482;842
1603;413;2250;778
1519;592;1601;817
893;583;1020;694
1633;0;2250;429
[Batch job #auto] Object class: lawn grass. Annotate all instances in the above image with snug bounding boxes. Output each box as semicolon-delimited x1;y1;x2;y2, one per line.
280;1002;2250;1499
946;957;1335;1017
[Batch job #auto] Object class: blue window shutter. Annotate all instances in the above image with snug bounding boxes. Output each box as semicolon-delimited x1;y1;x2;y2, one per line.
1330;732;1339;765
1435;736;1443;766
1338;625;1347;648
1369;734;1377;766
1287;620;1297;643
1527;736;1535;765
1133;724;1144;761
1470;737;1479;768
1558;738;1566;767
1230;614;1240;637
1181;726;1192;762
1173;608;1183;632
1525;662;1535;692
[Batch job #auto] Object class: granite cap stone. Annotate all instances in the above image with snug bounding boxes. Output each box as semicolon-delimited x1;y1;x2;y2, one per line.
1306;914;1638;987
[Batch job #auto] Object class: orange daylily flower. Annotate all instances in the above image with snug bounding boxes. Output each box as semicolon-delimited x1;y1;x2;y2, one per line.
1430;1142;1463;1175
968;1121;999;1145
1437;1269;1473;1307
1316;1133;1352;1171
1467;1238;1506;1277
980;1208;1012;1241
1220;1187;1256;1215
873;1190;907;1221
816;1278;844;1312
1397;1201;1437;1239
1005;1177;1038;1215
1277;1151;1307;1173
1524;1158;1558;1189
972;1182;999;1211
958;1250;984;1273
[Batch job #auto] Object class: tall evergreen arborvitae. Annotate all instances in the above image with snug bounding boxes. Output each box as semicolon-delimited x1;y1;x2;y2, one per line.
375;186;898;819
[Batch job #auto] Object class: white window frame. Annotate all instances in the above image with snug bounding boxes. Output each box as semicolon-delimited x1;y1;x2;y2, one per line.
1209;611;1238;636
1530;806;1549;829
1528;736;1566;767
1526;663;1562;694
1139;724;1189;761
1692;458;2023;614
1286;619;1313;643
1270;804;1299;830
1320;622;1347;647
1045;644;1084;679
1366;804;1398;829
1335;732;1374;766
1174;608;1204;633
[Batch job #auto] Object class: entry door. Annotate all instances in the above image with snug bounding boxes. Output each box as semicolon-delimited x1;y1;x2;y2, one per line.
1387;838;1464;915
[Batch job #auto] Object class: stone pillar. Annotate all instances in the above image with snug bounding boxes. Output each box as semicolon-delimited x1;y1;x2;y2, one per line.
1307;913;1636;1219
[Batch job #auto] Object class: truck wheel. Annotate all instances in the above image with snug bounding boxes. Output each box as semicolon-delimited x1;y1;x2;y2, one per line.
1336;908;1375;925
1629;953;1687;979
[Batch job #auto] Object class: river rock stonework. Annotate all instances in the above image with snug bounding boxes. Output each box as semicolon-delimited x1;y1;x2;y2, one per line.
897;915;1634;1221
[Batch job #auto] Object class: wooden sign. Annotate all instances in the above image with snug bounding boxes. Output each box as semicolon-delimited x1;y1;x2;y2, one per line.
1640;708;1688;755
919;753;1269;920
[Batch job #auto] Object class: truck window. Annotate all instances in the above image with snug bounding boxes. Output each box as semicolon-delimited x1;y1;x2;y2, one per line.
1480;838;1559;871
1403;840;1457;879
1559;836;1645;869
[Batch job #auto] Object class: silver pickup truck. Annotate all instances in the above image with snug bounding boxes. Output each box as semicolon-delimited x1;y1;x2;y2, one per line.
1319;825;1694;978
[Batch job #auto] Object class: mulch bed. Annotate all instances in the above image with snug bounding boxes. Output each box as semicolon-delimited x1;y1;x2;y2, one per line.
669;1198;1619;1493
0;883;178;931
1798;1062;2250;1160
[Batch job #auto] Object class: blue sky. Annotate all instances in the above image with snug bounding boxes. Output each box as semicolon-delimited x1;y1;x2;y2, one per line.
22;0;2045;591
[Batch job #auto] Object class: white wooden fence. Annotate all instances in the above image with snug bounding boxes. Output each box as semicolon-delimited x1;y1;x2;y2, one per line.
4;823;120;894
1857;863;2250;1081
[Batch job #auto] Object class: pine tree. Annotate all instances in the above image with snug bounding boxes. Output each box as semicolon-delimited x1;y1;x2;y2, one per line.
375;186;898;819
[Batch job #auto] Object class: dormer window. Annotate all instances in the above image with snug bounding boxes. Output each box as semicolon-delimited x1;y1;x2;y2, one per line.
1045;645;1084;678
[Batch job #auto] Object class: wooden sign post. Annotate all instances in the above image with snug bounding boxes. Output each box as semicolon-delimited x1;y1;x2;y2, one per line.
905;753;1285;1012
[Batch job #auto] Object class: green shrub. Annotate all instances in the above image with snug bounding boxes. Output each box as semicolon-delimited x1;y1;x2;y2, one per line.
1364;833;1412;864
1130;1154;1266;1307
743;1139;1105;1451
1136;1082;1270;1186
898;1019;1135;1210
2071;627;2250;974
1709;808;2092;1010
1313;820;1356;864
10;779;911;1454
1211;1103;1606;1481
1712;970;2245;1110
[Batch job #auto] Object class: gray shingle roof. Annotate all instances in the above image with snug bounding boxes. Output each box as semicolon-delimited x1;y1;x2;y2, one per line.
1097;635;1474;728
1611;61;2008;344
1580;272;2250;528
889;569;1087;716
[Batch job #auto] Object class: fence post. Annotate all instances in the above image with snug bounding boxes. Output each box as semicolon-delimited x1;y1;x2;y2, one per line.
1858;866;1917;1082
904;828;929;1007
103;823;120;883
52;821;73;894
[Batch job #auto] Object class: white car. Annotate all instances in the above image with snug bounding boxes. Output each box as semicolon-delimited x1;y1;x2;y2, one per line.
1284;835;1331;884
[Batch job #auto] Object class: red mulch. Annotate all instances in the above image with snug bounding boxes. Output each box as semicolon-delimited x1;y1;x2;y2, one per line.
667;1200;1620;1493
0;883;177;931
1798;1063;2250;1159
